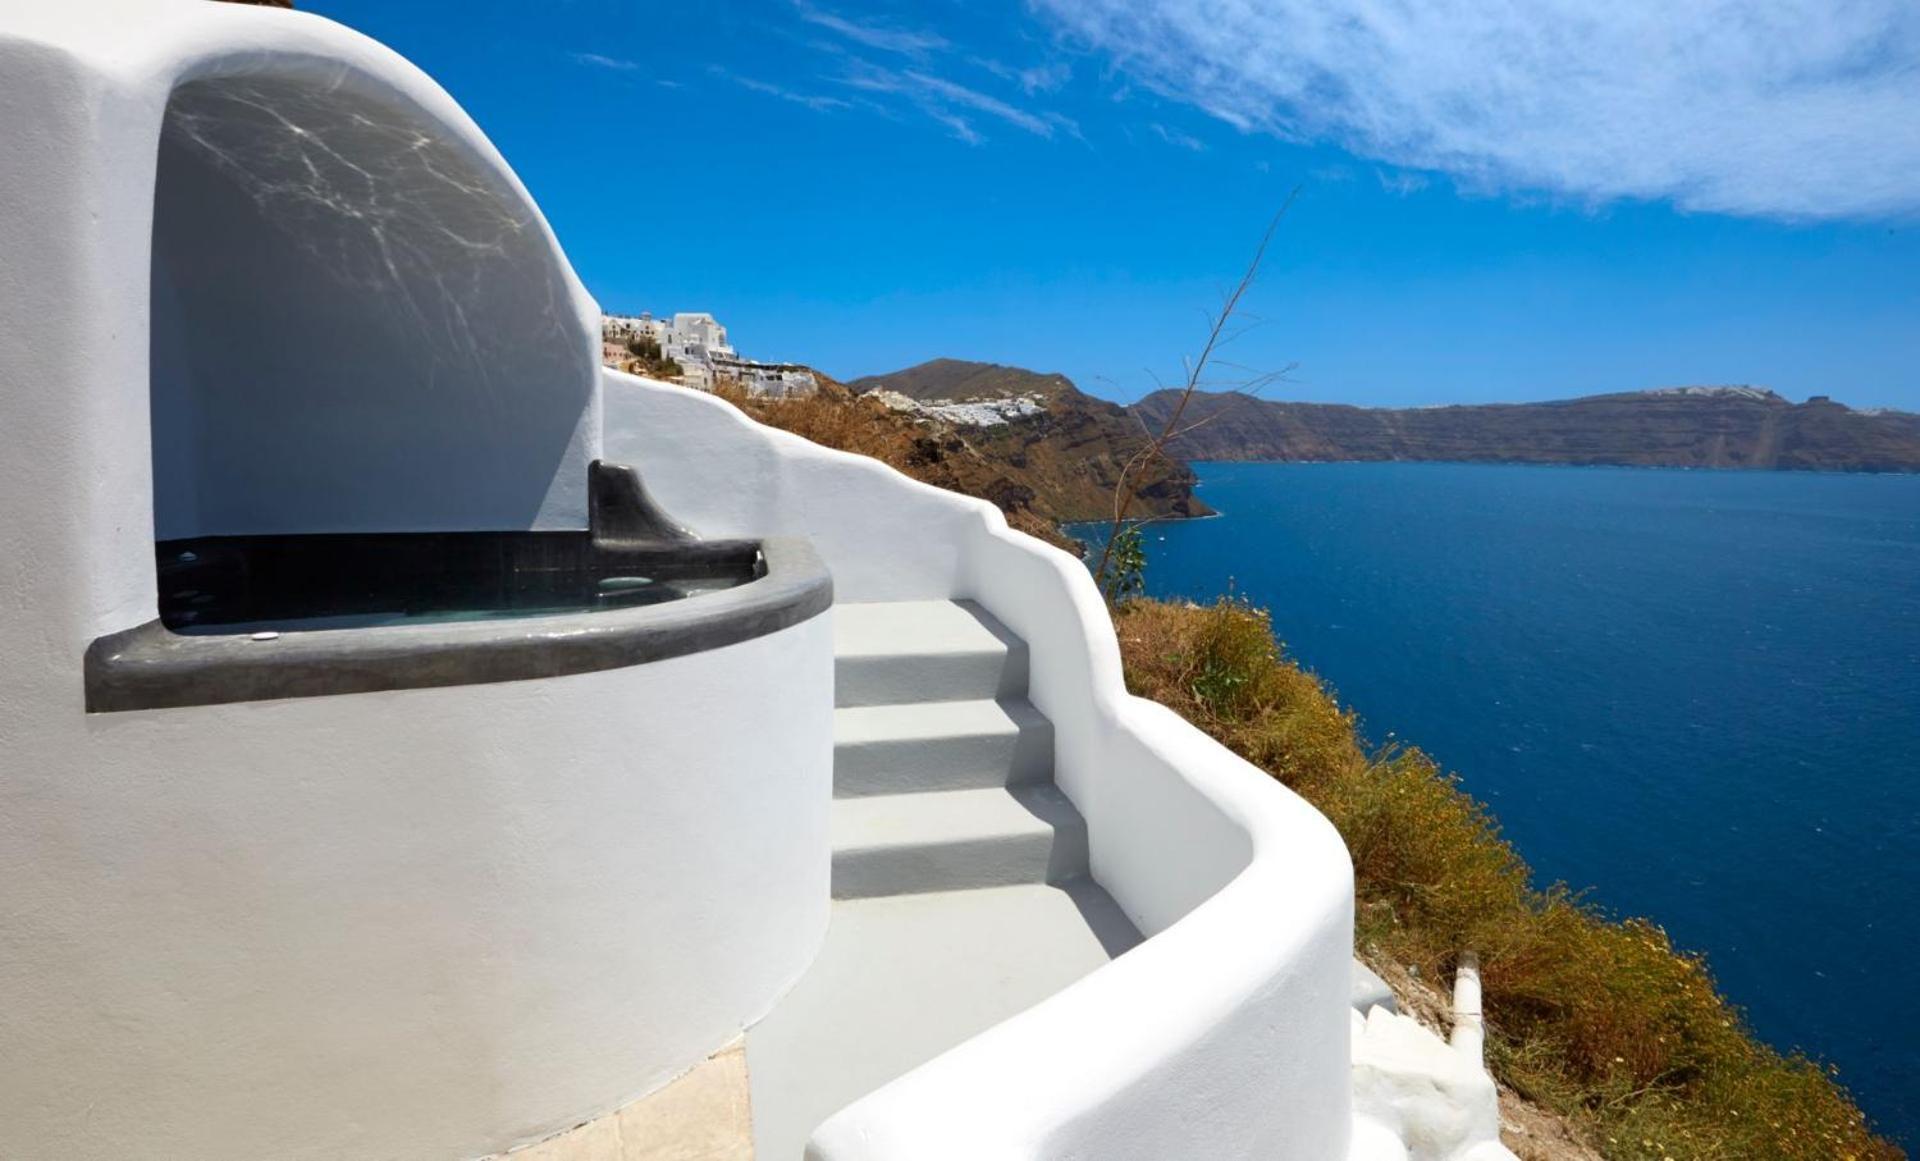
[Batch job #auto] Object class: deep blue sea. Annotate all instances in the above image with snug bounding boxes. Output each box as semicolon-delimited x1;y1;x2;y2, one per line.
1081;462;1920;1148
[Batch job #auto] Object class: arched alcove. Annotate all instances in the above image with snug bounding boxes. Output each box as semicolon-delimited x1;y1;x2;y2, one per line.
148;69;596;540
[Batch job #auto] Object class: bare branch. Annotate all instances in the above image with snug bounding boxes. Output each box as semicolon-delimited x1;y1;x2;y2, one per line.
1091;189;1301;599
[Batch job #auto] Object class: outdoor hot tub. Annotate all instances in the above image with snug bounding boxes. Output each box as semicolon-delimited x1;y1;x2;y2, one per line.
86;462;831;713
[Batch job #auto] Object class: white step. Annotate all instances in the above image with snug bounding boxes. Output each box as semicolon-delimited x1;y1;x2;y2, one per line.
834;698;1053;798
834;600;1027;708
831;785;1088;899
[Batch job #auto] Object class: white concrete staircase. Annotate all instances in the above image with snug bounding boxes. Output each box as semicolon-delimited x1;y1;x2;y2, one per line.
829;600;1085;898
747;600;1139;1158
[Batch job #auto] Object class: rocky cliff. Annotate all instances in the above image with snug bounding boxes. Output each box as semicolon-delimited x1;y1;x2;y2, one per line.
851;359;1213;522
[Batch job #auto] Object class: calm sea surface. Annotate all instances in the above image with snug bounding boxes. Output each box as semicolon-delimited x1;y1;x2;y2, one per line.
1080;462;1920;1147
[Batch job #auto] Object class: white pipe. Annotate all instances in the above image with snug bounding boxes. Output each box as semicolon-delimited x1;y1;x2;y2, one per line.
1451;950;1485;1065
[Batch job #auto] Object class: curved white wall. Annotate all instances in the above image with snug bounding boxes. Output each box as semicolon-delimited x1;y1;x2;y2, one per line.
0;6;831;1160
602;371;1356;1161
1;615;832;1161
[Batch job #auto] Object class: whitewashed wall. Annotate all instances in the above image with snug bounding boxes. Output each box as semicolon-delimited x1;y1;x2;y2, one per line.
604;372;1357;1161
0;5;833;1159
4;615;832;1161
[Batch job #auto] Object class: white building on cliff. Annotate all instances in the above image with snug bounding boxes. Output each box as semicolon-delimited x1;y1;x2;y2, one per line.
605;310;815;397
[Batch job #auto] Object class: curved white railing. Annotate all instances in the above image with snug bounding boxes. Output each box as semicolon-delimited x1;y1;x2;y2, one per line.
603;371;1355;1160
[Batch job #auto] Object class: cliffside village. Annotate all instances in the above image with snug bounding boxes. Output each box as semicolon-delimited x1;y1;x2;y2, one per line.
603;312;818;398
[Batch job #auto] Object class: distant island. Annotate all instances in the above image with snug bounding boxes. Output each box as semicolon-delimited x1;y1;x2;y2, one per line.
1133;386;1920;473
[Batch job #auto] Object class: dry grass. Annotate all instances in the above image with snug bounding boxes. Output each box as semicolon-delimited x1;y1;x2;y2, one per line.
1115;596;1901;1161
707;380;1081;552
710;380;919;470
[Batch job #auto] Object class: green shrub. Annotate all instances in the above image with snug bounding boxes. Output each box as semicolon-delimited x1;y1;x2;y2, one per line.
1095;522;1148;603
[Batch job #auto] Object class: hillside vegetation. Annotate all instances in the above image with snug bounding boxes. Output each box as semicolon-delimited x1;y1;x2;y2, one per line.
1136;387;1920;472
850;359;1213;522
702;377;1074;548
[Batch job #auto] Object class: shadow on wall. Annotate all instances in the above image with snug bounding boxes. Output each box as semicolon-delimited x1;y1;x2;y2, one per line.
149;70;594;538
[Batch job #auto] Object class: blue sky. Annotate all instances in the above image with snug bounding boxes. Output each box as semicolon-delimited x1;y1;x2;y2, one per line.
302;0;1920;409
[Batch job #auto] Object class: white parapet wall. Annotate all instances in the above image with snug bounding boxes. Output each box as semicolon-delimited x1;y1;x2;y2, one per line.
604;371;1358;1160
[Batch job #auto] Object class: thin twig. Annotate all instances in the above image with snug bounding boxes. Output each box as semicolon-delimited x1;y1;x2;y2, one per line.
1092;189;1300;595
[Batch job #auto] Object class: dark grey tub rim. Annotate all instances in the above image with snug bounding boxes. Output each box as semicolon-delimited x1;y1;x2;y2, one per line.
85;537;832;713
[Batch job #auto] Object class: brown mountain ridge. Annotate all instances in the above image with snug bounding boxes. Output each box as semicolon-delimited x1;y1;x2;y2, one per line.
1132;386;1920;472
850;359;1214;523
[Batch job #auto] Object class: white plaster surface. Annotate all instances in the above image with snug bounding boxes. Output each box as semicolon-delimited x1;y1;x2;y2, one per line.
832;696;1052;795
1355;959;1400;1013
148;70;599;536
0;617;833;1161
0;4;833;1158
1350;1007;1521;1161
747;882;1137;1161
604;372;1358;1160
832;598;1027;707
829;781;1086;897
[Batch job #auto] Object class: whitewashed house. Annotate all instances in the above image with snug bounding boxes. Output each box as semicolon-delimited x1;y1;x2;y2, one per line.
712;356;820;398
0;3;1502;1159
666;311;735;361
606;312;817;398
606;312;672;344
656;311;728;389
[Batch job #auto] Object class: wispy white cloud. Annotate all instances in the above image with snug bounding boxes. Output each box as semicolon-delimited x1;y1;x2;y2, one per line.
1018;61;1073;95
793;0;947;56
969;56;1072;96
1030;0;1920;219
836;59;1063;142
905;71;1054;137
714;67;851;113
1377;169;1429;197
931;112;983;146
781;6;1076;146
572;52;639;72
1151;122;1206;152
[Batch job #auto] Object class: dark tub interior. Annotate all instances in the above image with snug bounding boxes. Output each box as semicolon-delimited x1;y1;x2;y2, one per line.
155;461;760;636
158;533;764;635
